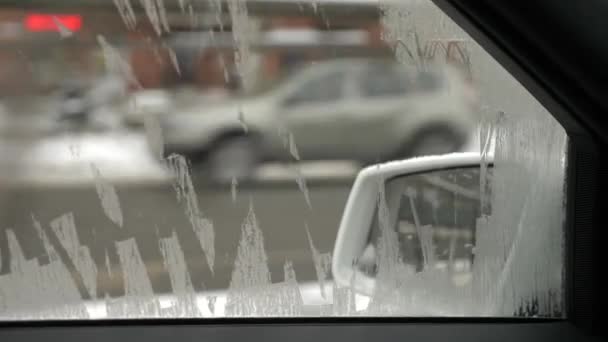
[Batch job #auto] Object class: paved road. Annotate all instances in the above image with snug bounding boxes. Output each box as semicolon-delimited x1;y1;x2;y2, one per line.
0;175;353;298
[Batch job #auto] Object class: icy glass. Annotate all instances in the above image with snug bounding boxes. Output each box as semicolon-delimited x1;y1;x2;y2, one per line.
0;0;566;319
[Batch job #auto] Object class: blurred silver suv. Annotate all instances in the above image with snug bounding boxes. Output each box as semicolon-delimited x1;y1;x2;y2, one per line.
161;59;479;180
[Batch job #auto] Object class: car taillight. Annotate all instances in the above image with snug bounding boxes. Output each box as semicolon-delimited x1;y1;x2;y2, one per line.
24;14;82;32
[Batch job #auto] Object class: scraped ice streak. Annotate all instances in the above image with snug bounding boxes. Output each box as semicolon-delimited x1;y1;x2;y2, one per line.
294;165;312;209
156;0;171;32
91;164;124;228
226;203;304;316
144;116;164;161
277;128;311;208
0;227;89;319
49;213;98;297
225;203;271;316
306;225;331;299
237;105;248;132
227;0;257;90
331;280;357;316
288;132;301;161
166;154;215;273
106;239;160;318
97;35;140;88
159;232;200;317
113;0;137;29
282;260;304;316
139;0;169;35
166;45;181;76
52;16;73;38
188;4;196;28
231;176;238;202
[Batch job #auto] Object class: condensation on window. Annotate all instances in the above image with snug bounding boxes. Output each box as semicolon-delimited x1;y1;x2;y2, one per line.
0;0;566;319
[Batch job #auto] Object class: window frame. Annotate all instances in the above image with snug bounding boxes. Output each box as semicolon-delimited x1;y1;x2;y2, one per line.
0;0;604;341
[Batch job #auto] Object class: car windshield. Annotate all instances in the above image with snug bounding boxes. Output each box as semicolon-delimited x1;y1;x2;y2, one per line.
0;0;566;320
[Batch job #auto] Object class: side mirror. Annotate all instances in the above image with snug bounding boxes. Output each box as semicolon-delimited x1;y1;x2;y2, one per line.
332;152;493;314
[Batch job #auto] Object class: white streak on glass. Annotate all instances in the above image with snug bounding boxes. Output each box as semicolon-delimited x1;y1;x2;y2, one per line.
0;230;88;320
225;202;271;316
294;165;312;209
49;213;98;297
188;4;197;29
237;106;248;133
113;0;137;30
231;176;238;203
227;0;257;90
91;164;124;228
97;35;141;89
159;232;200;317
281;260;304;316
52;17;73;38
167;46;181;76
305;224;331;299
156;0;171;33
288;132;301;161
106;238;160;318
139;0;162;35
166;154;215;273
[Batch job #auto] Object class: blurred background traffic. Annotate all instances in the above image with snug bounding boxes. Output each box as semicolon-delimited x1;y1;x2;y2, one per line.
0;0;479;299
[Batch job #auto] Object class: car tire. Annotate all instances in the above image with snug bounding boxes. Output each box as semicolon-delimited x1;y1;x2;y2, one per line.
403;127;466;158
205;136;259;183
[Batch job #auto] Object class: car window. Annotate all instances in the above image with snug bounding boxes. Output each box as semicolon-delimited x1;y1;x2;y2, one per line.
283;71;346;106
0;0;566;320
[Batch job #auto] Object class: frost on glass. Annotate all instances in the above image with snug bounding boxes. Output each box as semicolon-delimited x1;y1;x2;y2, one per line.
97;35;140;89
368;0;567;317
91;164;124;228
226;0;258;90
52;16;74;39
159;232;200;317
165;154;215;273
477;110;566;316
113;0;137;30
225;203;304;317
306;225;331;299
0;0;567;320
0;218;90;319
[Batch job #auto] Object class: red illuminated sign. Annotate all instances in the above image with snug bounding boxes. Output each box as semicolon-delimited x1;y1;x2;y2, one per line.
24;14;82;32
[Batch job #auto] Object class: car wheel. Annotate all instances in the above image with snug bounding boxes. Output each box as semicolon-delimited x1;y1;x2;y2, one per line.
404;127;465;158
206;136;258;183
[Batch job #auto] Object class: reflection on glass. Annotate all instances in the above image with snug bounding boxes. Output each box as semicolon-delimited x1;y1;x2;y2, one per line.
360;168;486;286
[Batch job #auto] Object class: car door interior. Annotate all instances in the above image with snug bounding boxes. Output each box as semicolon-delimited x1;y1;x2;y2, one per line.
0;1;607;342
